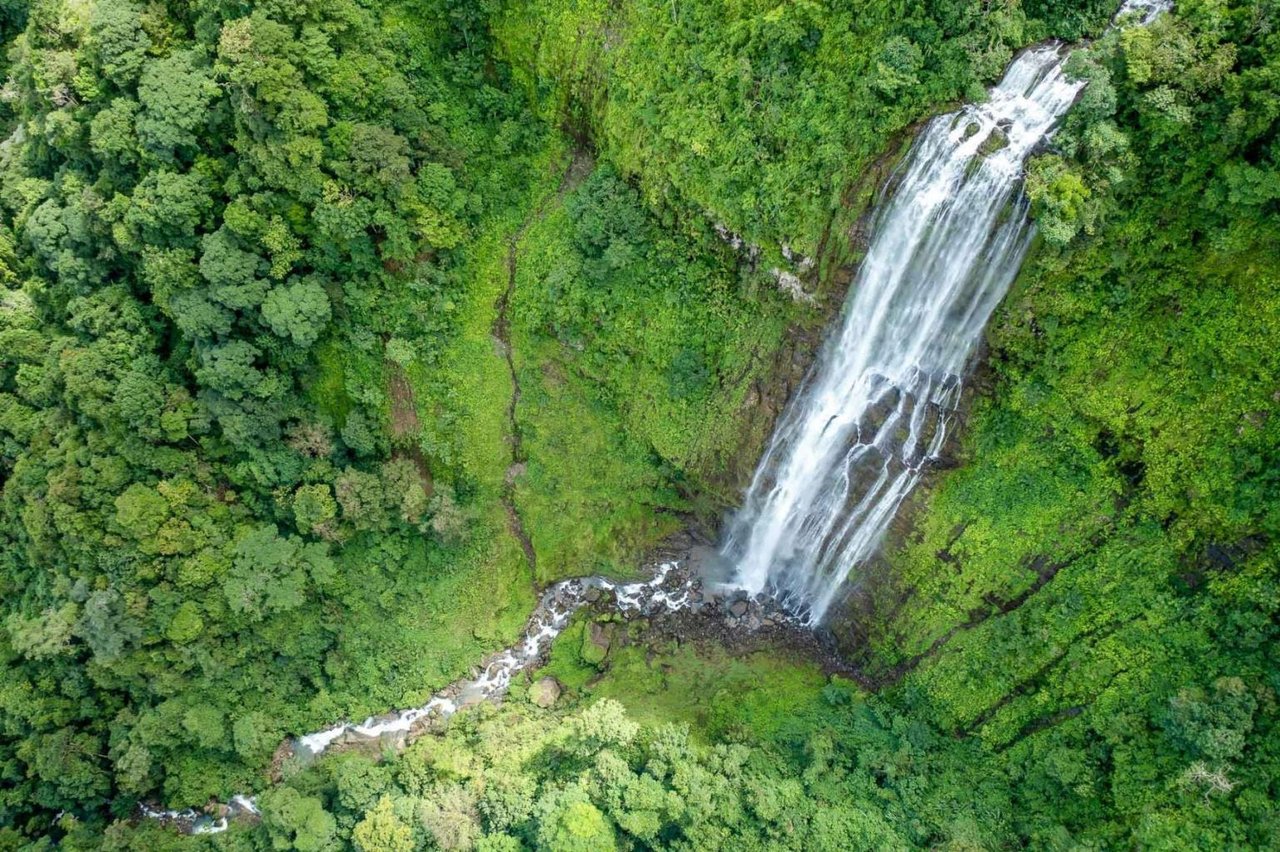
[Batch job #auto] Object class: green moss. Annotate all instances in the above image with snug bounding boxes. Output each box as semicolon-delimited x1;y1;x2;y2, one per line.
307;339;354;424
538;617;600;692
536;619;835;741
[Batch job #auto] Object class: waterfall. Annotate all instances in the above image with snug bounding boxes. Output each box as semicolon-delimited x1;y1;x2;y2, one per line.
720;45;1088;623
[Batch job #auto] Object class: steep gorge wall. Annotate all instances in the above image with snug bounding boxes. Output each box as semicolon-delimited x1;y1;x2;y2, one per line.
824;5;1280;773
480;0;1055;571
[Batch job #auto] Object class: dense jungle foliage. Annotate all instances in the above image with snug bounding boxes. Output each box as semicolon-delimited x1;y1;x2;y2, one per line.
0;0;1276;849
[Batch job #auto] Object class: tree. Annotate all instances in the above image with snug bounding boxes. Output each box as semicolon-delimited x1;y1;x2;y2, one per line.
353;796;414;852
166;601;204;644
294;483;338;535
1164;677;1257;766
75;588;140;662
417;783;481;850
122;170;211;248
222;524;310;618
1025;155;1092;246
89;97;140;166
335;466;390;530
135;51;218;158
195;341;267;401
873;37;923;96
567;699;638;757
233;711;285;764
199;227;268;310
115;483;168;541
181;705;225;750
88;0;150;87
262;278;332;347
381;458;429;523
535;785;616;852
19;729;112;808
5;603;77;660
260;787;337;852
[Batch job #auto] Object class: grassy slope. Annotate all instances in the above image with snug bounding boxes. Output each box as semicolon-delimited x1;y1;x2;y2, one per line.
510;191;682;581
525;610;835;741
284;146;581;721
509;166;795;582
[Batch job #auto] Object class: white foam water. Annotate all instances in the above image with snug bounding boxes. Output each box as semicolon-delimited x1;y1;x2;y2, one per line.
721;0;1171;623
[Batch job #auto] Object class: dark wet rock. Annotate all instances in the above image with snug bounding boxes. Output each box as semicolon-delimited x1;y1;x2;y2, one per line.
379;730;408;752
924;454;960;471
859;383;902;436
979;125;1009;156
729;600;749;617
583;621;613;664
457;688;487;709
905;402;944;467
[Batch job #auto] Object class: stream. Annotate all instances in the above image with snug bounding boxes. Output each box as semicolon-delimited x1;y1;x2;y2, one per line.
141;564;706;834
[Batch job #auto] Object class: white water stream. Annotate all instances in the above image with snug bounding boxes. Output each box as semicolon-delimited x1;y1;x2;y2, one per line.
296;564;693;754
142;565;697;833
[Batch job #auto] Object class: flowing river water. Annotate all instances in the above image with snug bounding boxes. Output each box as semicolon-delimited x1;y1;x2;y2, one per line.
145;0;1167;833
142;564;706;833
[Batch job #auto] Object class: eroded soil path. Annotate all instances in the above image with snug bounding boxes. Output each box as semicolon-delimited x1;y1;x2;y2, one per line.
386;361;434;497
493;150;593;580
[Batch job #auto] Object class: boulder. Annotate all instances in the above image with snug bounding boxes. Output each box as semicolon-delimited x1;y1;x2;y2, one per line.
979;125;1009;156
456;686;486;708
379;730;408;752
530;677;561;708
582;621;613;665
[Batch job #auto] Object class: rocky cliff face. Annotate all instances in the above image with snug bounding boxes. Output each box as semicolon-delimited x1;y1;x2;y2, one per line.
698;130;917;511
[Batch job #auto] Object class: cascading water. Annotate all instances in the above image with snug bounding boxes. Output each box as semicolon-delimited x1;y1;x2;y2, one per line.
720;46;1088;623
